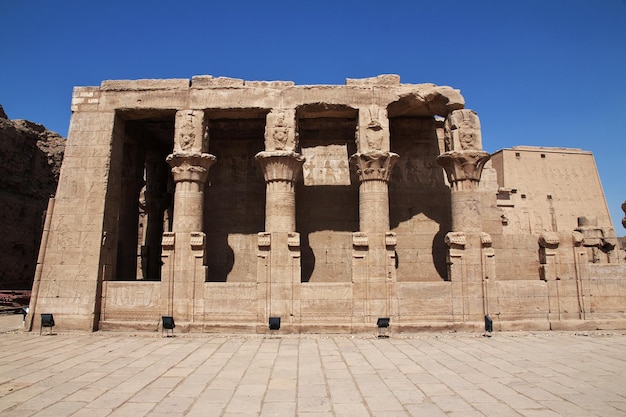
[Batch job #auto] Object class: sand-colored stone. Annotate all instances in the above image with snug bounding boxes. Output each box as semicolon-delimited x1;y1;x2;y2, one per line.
27;75;626;334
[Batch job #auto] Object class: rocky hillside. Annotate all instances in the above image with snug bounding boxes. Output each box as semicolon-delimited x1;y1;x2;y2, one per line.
0;104;65;289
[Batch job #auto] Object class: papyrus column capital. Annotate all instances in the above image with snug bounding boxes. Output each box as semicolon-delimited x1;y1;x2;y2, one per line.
166;152;216;184
436;150;491;191
255;150;305;183
350;151;399;183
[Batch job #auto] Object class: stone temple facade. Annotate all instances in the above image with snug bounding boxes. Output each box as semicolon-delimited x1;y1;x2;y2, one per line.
26;75;626;333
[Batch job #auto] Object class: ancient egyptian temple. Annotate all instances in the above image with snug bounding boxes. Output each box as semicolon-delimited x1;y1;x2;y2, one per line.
27;75;626;333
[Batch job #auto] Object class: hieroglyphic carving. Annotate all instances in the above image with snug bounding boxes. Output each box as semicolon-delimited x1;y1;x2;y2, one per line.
302;145;350;186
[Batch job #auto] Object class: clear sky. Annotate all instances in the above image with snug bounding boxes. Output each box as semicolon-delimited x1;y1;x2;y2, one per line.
1;0;625;232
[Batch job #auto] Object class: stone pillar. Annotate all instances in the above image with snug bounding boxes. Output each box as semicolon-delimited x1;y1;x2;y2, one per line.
141;150;171;281
161;110;216;324
255;110;304;332
437;109;491;327
350;150;399;327
351;151;399;232
255;150;304;233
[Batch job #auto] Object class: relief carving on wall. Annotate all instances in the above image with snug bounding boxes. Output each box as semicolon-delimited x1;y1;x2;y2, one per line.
302;145;351;186
265;109;296;151
357;105;388;152
444;109;482;151
174;110;208;153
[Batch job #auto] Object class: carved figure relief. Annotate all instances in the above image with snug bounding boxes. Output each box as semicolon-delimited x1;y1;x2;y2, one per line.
174;110;208;153
301;145;351;186
271;112;289;150
445;109;482;151
265;109;296;151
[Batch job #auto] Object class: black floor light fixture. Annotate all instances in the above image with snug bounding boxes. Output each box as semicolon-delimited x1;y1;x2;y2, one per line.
377;317;390;338
268;317;281;333
162;316;175;337
40;313;54;335
484;314;493;337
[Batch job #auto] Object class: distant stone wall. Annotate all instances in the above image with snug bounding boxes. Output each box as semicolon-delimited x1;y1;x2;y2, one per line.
0;105;65;289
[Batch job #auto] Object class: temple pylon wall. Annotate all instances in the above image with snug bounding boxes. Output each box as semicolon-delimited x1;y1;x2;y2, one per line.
27;75;626;334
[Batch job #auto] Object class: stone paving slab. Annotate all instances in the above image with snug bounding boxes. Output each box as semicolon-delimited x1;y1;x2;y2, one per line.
1;315;626;416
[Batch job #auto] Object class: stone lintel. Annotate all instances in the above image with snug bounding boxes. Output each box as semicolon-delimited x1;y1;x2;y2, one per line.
101;79;190;91
346;74;401;86
350;151;399;182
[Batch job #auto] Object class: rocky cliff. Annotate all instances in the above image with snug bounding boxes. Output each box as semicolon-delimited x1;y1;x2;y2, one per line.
0;104;65;289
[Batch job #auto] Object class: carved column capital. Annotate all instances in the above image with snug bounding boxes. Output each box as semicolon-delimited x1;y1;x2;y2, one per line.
436;150;491;190
255;150;305;183
166;152;216;184
350;151;399;182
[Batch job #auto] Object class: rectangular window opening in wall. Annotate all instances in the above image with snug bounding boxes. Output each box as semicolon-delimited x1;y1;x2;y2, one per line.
521;194;527;199
515;152;521;158
541;153;546;158
547;194;552;199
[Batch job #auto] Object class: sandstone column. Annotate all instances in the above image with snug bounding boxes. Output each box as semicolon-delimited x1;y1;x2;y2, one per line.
351;105;399;328
437;109;491;327
256;150;304;232
162;110;216;324
351;151;399;233
255;109;304;332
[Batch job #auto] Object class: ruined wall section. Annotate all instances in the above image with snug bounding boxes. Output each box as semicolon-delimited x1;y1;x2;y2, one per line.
0;106;65;289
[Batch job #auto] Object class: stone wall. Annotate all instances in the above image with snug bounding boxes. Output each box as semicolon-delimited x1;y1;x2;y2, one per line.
0;105;64;289
26;76;626;333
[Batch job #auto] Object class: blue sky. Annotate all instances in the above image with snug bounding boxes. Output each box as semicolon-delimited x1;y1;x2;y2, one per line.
1;0;625;232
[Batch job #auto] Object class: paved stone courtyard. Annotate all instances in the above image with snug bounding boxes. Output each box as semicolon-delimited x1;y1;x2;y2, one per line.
1;314;625;417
